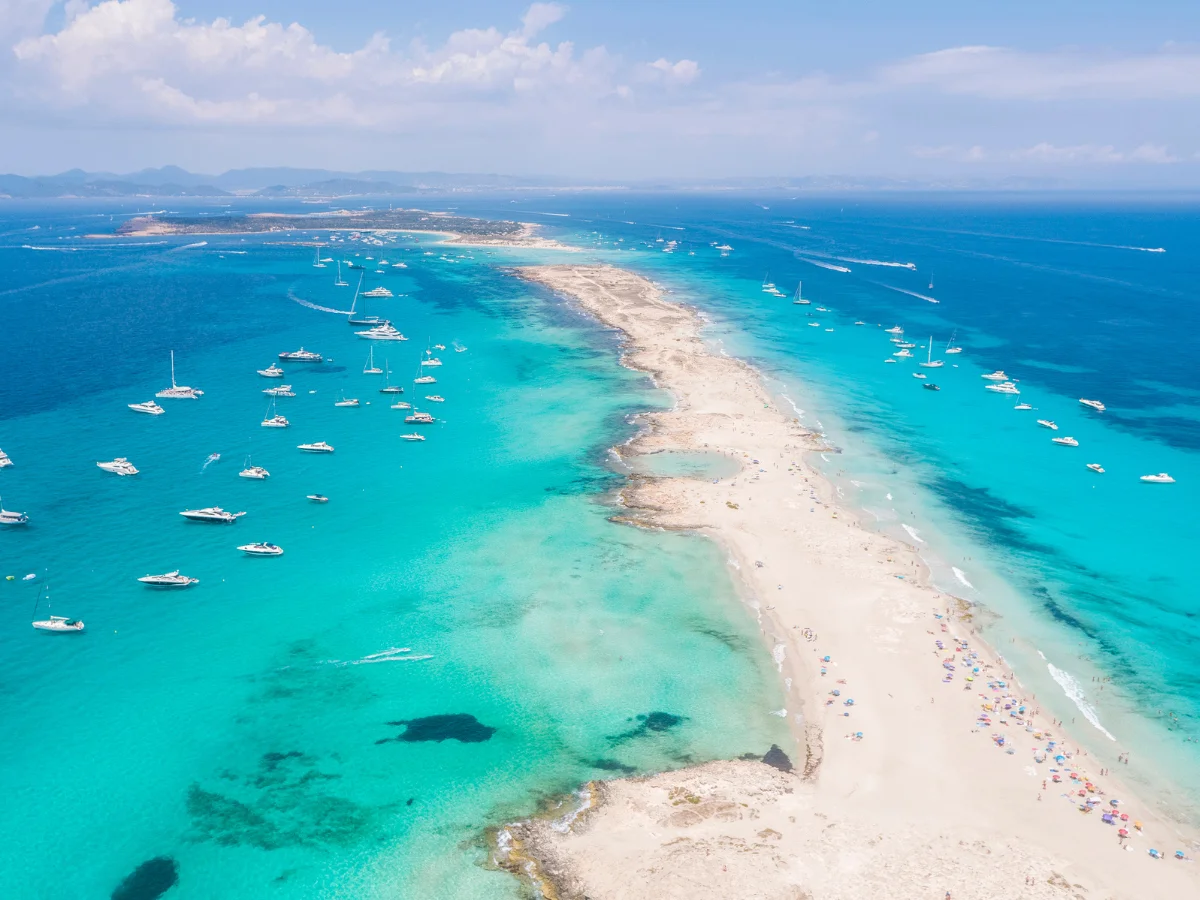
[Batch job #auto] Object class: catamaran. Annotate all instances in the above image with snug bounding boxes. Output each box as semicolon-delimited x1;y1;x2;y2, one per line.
261;397;289;428
156;351;203;399
405;411;435;424
239;455;270;479
414;374;436;385
0;449;11;468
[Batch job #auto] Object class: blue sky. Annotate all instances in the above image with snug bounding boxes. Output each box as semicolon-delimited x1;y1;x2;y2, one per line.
4;0;1200;182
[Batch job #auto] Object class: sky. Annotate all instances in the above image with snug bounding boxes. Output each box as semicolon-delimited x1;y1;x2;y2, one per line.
3;0;1200;183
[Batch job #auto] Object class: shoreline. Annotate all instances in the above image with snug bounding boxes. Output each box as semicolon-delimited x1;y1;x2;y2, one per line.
494;264;1200;899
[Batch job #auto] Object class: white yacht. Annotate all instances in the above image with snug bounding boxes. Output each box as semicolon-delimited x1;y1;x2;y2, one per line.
420;353;443;367
919;337;944;368
263;385;295;397
1037;419;1058;430
854;321;867;326
985;382;1020;395
278;348;323;362
156;351;204;399
0;498;29;525
1052;436;1079;447
391;400;412;409
981;370;1008;381
405;411;435;424
433;344;446;351
414;375;437;385
1140;473;1176;484
239;460;270;479
137;570;199;587
179;507;245;523
334;394;360;407
362;287;393;298
356;324;407;341
808;322;821;328
944;331;963;354
238;542;284;556
1087;463;1105;474
298;441;335;453
885;326;904;335
893;349;913;358
884;358;897;364
307;494;329;503
1079;398;1106;413
363;347;383;375
261;413;289;428
0;449;11;468
401;432;426;442
258;364;285;378
33;615;84;633
97;457;139;476
1014;402;1033;410
425;395;445;402
945;346;963;355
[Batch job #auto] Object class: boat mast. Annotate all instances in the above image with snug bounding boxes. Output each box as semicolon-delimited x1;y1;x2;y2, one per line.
170;350;177;389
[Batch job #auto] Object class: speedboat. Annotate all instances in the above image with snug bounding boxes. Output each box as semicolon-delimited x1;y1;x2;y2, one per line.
263;385;295;397
0;498;29;525
129;400;166;416
258;364;285;378
414;375;437;384
180;507;245;523
1079;398;1106;412
1014;403;1033;410
239;465;270;479
425;395;445;402
912;373;926;379
1052;436;1079;447
32;615;84;633
362;287;393;298
334;394;360;407
985;382;1020;394
854;321;866;326
156;351;204;399
401;433;426;442
1086;464;1105;474
298;441;335;453
261;414;290;428
1037;419;1058;430
97;457;139;476
356;324;407;341
884;359;897;364
238;542;284;556
307;494;329;503
433;344;446;351
808;322;820;328
391;401;412;409
405;411;435;424
923;383;940;391
815;307;829;313
0;449;12;468
137;570;199;587
981;371;1008;381
278;348;323;362
1140;473;1176;484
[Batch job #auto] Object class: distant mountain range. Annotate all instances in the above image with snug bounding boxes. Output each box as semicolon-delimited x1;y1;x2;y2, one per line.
0;166;1072;198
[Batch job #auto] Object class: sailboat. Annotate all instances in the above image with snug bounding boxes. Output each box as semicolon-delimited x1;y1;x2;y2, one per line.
347;272;388;327
261;396;289;428
945;329;963;355
363;346;383;375
313;246;326;268
918;336;944;368
239;455;270;479
156;351;204;399
792;281;810;305
32;581;85;633
928;273;934;291
379;360;404;394
334;260;349;287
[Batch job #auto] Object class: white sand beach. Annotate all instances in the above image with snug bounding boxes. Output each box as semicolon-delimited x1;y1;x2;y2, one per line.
496;264;1200;899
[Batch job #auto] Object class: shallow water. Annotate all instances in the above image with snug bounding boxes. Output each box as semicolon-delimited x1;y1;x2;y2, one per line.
626;450;743;480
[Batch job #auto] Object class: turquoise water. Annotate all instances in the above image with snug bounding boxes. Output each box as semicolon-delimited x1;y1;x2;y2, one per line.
0;208;789;897
623;450;743;480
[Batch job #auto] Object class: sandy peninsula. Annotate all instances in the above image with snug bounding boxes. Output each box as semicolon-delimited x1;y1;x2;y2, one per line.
494;265;1200;899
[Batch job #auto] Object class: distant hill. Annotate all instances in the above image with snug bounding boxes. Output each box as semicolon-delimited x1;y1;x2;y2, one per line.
255;179;418;198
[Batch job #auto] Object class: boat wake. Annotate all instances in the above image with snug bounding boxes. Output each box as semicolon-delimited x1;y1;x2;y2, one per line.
200;452;220;472
170;241;208;251
795;256;851;273
876;282;939;304
287;288;353;315
1046;662;1117;741
836;256;916;269
321;647;433;666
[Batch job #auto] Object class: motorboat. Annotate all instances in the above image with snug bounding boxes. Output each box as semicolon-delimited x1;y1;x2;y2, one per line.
307;494;329;503
258;364;285;378
0;498;29;525
420;354;443;367
1086;464;1105;474
854;321;866;326
238;542;284;556
156;351;204;399
137;570;199;587
815;306;828;312
982;371;1008;381
97;457;139;476
912;373;926;380
808;322;821;328
1079;398;1106;412
885;326;903;335
0;448;12;468
180;507;245;523
923;383;940;391
414;375;437;384
362;287;393;298
985;382;1020;394
33;615;84;633
298;441;335;453
884;359;897;364
401;433;426;442
1037;419;1058;430
356;324;408;341
278;348;323;362
1052;436;1079;447
893;349;913;358
897;342;916;349
405;411;435;424
1140;473;1175;484
425;395;445;402
263;385;295;397
391;401;412;409
433;344;446;351
1014;403;1033;410
129;400;166;415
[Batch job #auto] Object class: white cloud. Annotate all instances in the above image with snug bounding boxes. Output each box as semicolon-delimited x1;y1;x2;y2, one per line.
644;57;700;85
1010;142;1178;164
911;144;986;162
520;2;566;39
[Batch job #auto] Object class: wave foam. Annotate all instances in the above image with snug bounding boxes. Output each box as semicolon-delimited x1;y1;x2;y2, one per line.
1046;662;1117;741
901;524;925;543
952;567;973;588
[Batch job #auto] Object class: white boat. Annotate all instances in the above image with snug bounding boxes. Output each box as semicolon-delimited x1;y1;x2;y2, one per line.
1014;402;1033;410
454;344;467;352
97;457;139;476
0;449;12;468
1037;419;1058;430
137;570;198;587
33;615;84;633
258;364;285;378
815;306;829;313
392;262;407;268
1086;464;1105;474
238;542;284;557
362;287;393;298
919;337;944;368
307;494;329;503
334;261;349;287
334;393;360;407
0;497;29;525
897;342;916;349
312;246;326;268
261;396;289;428
981;370;1008;381
380;360;404;394
893;349;913;358
985;382;1020;394
391;400;412;409
401;433;426;442
433;344;446;351
884;359;897;364
414;375;436;385
791;283;810;304
279;348;323;362
298;441;335;453
928;273;934;291
405;411;435;424
363;347;383;375
1052;436;1079;447
945;346;963;355
945;330;963;354
425;395;445;402
180;507;245;523
912;373;926;379
239;456;270;479
885;326;904;335
808;322;821;328
1079;398;1106;413
1140;473;1175;484
420;356;442;367
263;385;295;397
156;351;204;399
854;321;867;326
356;324;407;341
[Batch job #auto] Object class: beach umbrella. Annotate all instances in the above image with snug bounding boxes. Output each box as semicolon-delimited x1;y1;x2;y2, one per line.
1120;814;1129;821
1119;828;1129;837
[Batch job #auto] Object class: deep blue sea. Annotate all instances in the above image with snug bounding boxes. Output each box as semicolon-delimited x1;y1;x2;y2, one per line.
2;193;1198;896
